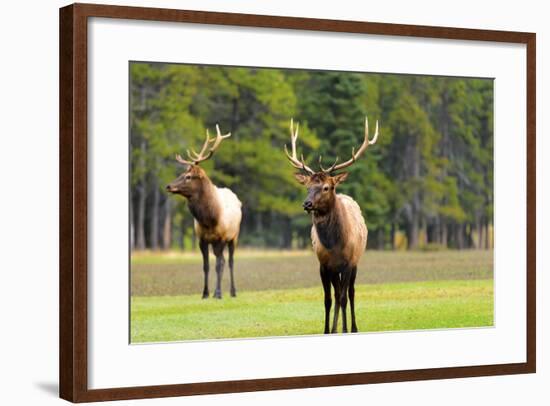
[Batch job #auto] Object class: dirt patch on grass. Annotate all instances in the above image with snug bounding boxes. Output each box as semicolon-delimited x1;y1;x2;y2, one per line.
131;250;493;297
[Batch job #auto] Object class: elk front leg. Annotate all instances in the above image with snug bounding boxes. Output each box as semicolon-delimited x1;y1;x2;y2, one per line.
320;266;332;334
349;266;358;333
228;240;236;297
330;272;341;334
212;241;226;299
199;239;209;299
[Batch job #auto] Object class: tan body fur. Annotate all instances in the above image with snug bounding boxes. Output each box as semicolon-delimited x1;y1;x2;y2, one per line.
194;186;242;243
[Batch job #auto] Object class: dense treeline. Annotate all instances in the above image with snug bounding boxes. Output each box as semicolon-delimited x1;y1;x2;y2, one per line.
130;63;493;251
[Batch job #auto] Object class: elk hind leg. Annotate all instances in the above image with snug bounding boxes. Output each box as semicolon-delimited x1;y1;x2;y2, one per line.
349;266;358;333
339;267;352;333
228;240;236;297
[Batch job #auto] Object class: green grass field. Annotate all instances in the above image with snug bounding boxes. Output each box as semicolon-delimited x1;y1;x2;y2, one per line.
131;250;493;343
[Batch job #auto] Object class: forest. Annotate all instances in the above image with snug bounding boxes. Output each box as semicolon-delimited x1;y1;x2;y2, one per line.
130;62;493;251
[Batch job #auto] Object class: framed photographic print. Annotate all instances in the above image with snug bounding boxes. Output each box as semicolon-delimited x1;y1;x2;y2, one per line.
59;3;536;402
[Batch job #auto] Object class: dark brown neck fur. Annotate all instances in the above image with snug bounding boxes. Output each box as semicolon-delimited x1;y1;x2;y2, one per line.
313;197;344;250
187;178;221;229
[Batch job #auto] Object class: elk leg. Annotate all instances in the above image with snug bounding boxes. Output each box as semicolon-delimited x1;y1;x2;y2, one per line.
330;273;341;334
349;266;358;333
320;266;332;334
199;239;209;299
339;267;352;333
212;241;226;299
228;240;236;297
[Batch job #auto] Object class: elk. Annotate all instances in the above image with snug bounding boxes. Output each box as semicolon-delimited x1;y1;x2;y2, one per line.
285;117;378;333
166;125;242;299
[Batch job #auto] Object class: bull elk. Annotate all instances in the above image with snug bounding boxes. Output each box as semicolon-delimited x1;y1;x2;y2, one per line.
166;125;242;299
285;117;379;333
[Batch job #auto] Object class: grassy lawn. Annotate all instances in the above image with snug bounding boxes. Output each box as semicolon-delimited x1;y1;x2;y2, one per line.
131;279;493;343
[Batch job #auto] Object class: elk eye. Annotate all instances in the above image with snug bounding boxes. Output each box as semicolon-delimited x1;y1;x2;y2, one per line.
185;175;191;180
323;185;329;192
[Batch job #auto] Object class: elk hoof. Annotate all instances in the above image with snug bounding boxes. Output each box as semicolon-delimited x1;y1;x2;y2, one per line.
202;291;209;299
351;326;358;333
213;291;222;299
230;289;237;297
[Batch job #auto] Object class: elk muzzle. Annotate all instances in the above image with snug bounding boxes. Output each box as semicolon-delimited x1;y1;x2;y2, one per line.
166;184;178;193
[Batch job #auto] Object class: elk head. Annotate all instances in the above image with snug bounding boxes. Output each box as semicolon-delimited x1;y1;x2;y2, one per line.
166;124;230;199
285;117;379;214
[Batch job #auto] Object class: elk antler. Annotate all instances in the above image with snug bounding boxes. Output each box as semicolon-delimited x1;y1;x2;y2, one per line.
322;116;379;173
176;124;231;166
284;119;315;175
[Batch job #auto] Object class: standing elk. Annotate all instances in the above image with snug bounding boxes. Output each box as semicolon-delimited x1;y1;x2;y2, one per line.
285;117;378;333
166;125;242;299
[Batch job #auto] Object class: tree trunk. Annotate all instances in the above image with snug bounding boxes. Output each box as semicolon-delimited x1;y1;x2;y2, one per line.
256;211;263;246
136;140;147;250
150;178;160;250
390;223;396;250
178;217;185;250
282;216;292;249
485;220;490;250
466;223;474;249
432;218;440;244
420;217;427;247
191;222;197;251
300;233;308;249
162;198;172;250
377;228;385;250
408;136;421;250
441;219;448;247
407;216;419;249
136;182;146;250
456;223;464;250
476;216;483;249
130;193;135;250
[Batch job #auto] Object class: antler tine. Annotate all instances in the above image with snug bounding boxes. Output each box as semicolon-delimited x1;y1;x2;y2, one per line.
208;124;231;152
284;118;314;174
216;124;232;139
290;119;298;152
283;144;298;166
319;155;340;173
193;129;214;158
189;124;231;164
183;129;214;162
175;124;231;166
366;117;379;145
175;153;194;166
329;115;380;172
187;146;210;162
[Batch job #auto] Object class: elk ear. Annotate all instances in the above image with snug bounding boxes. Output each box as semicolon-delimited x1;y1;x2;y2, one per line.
332;172;348;185
294;173;310;185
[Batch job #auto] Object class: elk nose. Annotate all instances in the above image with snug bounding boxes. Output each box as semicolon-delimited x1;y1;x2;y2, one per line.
165;185;172;191
303;200;313;210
